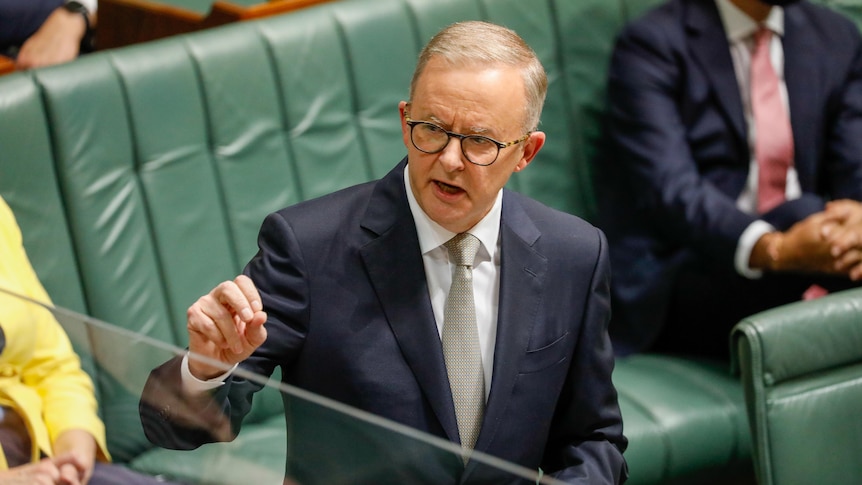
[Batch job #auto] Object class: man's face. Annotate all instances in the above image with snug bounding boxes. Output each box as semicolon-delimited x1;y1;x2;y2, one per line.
400;57;545;233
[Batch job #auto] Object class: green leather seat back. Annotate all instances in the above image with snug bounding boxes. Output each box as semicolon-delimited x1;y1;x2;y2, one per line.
255;14;367;199
0;77;88;316
554;0;627;223
0;76;97;387
182;28;297;269
621;0;669;20
154;0;222;14
732;287;862;485
331;0;415;179
34;58;177;343
514;1;596;217
33;57;183;461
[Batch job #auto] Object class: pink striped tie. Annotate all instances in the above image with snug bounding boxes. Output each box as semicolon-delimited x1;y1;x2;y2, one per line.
751;27;794;214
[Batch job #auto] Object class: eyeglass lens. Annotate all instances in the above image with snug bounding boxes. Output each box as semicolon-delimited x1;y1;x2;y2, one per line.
411;123;499;165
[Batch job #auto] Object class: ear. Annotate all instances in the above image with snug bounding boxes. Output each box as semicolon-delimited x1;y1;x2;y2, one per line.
514;131;546;172
399;101;411;149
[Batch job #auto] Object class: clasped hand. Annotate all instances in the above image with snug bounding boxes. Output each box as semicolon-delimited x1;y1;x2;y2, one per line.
0;452;87;485
186;275;268;380
767;199;862;280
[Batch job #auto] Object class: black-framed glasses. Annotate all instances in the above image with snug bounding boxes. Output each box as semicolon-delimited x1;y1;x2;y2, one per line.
404;112;530;166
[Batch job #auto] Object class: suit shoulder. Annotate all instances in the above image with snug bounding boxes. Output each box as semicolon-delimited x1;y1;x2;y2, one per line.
617;0;684;43
260;180;377;247
796;1;862;44
275;180;375;222
611;0;689;69
507;191;605;245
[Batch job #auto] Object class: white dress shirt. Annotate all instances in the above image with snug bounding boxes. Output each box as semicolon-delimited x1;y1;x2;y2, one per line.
403;166;500;401
69;0;98;14
715;0;802;278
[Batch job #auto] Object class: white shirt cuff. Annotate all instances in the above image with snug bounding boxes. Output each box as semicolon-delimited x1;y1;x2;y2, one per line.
735;220;776;279
70;0;98;15
180;353;236;393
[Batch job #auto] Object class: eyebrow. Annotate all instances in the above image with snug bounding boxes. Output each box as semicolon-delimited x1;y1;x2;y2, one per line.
427;115;491;135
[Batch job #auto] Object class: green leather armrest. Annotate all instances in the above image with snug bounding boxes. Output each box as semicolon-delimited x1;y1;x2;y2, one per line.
733;287;862;384
732;287;862;485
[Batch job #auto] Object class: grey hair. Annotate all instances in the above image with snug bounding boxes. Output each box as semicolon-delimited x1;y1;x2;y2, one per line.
409;21;547;132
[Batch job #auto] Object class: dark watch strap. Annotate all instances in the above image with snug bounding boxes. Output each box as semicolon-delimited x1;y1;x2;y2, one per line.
63;0;95;52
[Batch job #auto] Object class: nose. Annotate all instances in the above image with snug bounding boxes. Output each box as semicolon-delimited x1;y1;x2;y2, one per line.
437;136;467;172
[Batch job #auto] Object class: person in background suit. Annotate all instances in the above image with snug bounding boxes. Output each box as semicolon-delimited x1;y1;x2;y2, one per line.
0;0;95;70
599;0;862;360
0;195;183;485
140;20;627;485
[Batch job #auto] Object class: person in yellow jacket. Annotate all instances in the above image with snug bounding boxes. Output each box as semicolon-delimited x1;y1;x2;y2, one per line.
0;195;182;485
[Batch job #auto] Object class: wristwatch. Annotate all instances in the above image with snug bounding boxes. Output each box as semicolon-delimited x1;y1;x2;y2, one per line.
62;0;95;52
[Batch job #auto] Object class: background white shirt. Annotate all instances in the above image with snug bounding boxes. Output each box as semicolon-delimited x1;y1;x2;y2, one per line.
715;0;801;278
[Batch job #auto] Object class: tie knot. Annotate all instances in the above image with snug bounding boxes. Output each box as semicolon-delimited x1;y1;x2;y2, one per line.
444;233;480;267
754;26;772;50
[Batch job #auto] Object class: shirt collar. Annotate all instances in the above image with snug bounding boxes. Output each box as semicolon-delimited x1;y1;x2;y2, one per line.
715;0;785;43
403;164;501;260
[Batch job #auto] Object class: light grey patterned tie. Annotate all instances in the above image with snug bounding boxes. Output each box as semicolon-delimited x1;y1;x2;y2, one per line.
442;232;484;453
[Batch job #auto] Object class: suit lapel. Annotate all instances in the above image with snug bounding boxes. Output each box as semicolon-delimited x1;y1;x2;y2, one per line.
473;192;546;454
685;0;747;144
359;160;460;443
360;168;549;459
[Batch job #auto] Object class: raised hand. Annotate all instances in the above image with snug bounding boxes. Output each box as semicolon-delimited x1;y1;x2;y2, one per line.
185;275;268;380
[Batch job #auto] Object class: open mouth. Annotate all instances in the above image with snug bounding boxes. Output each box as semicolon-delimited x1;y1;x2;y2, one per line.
435;180;463;195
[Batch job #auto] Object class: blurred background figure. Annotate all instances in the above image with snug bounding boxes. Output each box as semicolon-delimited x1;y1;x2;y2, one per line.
0;194;184;484
0;0;95;70
600;0;862;360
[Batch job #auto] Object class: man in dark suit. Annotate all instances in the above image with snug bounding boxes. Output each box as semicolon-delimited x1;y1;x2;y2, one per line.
139;21;627;485
0;0;95;69
600;0;862;359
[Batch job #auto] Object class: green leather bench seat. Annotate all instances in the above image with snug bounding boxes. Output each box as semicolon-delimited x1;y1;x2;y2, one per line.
8;0;859;482
615;355;751;484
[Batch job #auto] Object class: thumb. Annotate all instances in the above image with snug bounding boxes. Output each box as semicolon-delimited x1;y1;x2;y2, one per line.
244;311;268;350
58;462;82;485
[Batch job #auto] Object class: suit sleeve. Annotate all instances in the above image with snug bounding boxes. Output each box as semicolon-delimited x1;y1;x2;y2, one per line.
139;356;238;450
0;0;63;49
548;228;628;484
605;18;756;266
140;210;309;449
820;17;862;201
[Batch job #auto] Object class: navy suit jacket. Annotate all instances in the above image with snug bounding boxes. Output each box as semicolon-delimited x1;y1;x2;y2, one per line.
599;0;862;354
141;160;627;484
